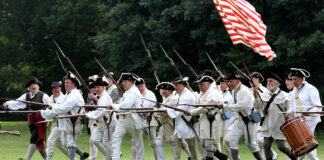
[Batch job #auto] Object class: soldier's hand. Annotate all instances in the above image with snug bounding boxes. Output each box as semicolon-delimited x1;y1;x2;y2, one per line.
81;114;86;118
285;112;291;119
47;105;52;110
88;93;97;101
184;111;191;116
107;105;112;110
218;104;223;109
36;110;41;115
2;102;9;109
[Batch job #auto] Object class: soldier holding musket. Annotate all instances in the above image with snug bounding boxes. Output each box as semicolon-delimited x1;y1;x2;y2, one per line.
185;75;228;160
3;78;49;160
253;73;296;160
39;72;86;160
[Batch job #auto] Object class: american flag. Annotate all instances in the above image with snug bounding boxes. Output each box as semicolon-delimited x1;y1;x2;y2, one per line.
213;0;276;61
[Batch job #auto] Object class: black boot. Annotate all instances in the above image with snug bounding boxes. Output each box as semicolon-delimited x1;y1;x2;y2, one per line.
80;152;89;160
188;157;192;160
215;150;228;160
253;151;264;160
231;149;239;160
206;157;214;160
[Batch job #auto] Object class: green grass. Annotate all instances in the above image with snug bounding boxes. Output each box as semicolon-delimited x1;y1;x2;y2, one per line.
0;121;323;160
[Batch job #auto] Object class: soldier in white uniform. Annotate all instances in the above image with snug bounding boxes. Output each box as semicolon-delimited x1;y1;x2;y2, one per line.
46;81;68;159
155;82;191;160
217;77;234;160
3;78;50;160
167;77;198;160
185;75;228;160
217;73;263;160
39;72;86;160
288;68;322;160
87;75;99;160
250;72;278;160
254;72;296;160
108;73;145;160
134;78;159;160
86;76;116;160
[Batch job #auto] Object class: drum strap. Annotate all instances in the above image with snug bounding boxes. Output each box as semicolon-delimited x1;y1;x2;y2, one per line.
295;89;304;112
261;90;281;126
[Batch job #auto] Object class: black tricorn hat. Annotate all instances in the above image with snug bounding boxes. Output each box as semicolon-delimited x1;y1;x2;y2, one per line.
266;72;283;84
288;68;310;78
135;78;145;85
155;82;175;91
195;74;214;83
104;72;115;79
88;75;99;88
250;72;264;82
203;69;214;78
23;78;42;88
63;71;81;87
172;76;189;86
93;76;108;86
50;81;62;89
225;73;241;81
215;76;226;85
117;73;140;83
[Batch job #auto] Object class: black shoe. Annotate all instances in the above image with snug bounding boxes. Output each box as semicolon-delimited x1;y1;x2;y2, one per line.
206;157;214;160
215;150;228;160
81;152;89;160
188;157;192;160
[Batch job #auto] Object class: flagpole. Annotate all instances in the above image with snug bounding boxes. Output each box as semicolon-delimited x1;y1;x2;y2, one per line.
234;44;266;107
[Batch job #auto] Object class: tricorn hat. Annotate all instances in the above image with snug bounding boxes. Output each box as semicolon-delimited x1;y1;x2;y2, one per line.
23;78;43;88
117;73;140;83
266;72;283;84
50;81;62;89
195;74;214;83
225;73;241;81
64;71;81;87
93;76;108;86
250;72;264;82
288;68;310;78
203;69;214;78
172;76;189;86
104;72;115;79
155;82;175;91
135;78;145;85
215;76;226;85
89;75;99;88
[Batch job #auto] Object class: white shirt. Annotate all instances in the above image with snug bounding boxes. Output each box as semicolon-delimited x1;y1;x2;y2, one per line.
8;91;50;110
41;88;85;130
86;91;116;126
167;87;197;139
223;83;254;117
290;81;322;122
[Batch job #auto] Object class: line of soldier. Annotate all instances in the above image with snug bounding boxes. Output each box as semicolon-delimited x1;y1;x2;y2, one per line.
2;67;322;160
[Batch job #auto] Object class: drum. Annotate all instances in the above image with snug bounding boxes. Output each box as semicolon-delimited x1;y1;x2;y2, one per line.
280;116;318;157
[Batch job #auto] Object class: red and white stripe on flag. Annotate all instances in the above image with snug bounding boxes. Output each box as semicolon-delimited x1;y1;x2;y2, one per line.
213;0;276;61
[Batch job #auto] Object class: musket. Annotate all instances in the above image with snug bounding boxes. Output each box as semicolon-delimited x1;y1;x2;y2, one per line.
279;111;324;115
178;104;221;108
0;130;20;136
79;105;154;111
53;40;91;93
159;44;183;79
131;110;166;113
37;120;53;124
173;49;199;79
0;98;49;108
0;110;39;114
142;98;187;113
55;50;68;75
94;57;124;95
57;114;85;119
205;52;232;92
229;61;263;93
139;32;161;84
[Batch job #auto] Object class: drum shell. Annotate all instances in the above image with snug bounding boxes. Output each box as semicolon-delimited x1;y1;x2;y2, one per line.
280;116;318;157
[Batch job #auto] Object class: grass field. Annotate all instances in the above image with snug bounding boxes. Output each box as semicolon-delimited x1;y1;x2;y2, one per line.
0;121;323;160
